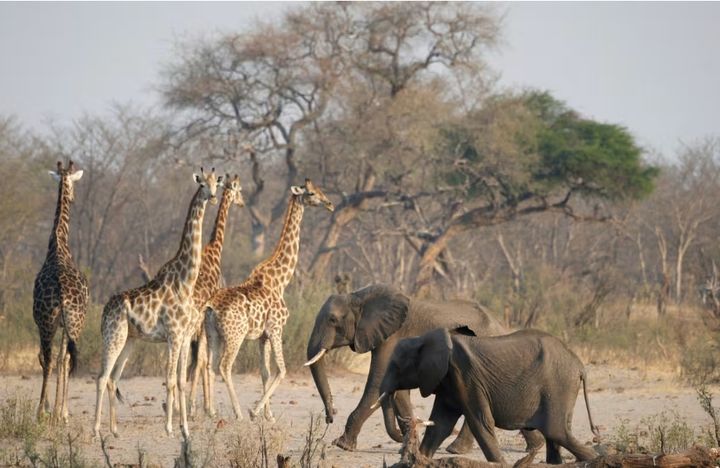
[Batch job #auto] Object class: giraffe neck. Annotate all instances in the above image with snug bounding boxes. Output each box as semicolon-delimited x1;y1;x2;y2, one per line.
166;187;208;287
260;194;304;291
47;178;72;261
206;186;232;254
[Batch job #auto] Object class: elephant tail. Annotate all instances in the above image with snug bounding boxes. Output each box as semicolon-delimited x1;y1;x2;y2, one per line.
581;370;600;437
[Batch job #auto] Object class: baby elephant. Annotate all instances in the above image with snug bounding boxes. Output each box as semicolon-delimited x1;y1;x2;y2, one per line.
375;327;599;464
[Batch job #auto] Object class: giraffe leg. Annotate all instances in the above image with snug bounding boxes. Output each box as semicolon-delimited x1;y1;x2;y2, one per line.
61;335;72;424
178;336;191;438
258;336;274;422
37;335;54;421
94;315;128;438
52;333;68;424
205;314;221;417
200;330;211;415
107;339;135;437
250;330;286;419
219;333;246;419
189;327;206;418
165;339;182;437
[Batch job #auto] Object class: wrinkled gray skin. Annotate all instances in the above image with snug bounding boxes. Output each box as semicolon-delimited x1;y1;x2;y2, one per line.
379;327;599;464
306;284;543;452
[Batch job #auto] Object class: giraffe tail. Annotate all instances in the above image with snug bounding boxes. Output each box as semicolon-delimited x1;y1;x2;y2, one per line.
67;339;78;376
115;387;125;404
188;338;200;380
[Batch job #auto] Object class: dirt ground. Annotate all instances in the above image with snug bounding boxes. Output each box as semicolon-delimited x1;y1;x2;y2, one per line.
0;364;717;467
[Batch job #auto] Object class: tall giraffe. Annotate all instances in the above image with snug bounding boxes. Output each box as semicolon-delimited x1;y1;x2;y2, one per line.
93;168;222;439
187;174;244;417
204;179;334;420
33;160;89;423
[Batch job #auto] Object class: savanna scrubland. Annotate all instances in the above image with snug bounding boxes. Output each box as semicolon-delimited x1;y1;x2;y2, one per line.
0;3;719;466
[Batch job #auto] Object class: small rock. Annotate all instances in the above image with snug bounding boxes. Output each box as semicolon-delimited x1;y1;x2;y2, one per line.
20;375;30;380
288;400;298;405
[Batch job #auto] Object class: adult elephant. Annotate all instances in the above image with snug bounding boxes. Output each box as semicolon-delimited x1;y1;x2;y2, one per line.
304;284;544;452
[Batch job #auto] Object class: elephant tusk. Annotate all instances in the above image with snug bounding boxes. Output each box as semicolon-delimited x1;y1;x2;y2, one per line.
370;392;388;410
304;348;327;367
419;419;435;427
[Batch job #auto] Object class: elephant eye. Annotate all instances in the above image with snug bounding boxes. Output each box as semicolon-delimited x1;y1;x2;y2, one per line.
328;315;337;324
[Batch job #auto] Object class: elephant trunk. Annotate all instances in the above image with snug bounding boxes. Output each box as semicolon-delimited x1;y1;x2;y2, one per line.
307;335;336;424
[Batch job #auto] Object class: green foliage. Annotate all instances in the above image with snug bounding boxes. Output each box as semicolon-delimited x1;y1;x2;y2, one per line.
531;91;659;200
439;90;658;205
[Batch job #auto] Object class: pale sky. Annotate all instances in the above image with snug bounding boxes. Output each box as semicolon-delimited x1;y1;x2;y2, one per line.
1;2;719;159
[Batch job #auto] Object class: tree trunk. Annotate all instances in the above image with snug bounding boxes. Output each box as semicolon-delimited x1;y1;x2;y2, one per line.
251;219;266;258
309;205;361;279
413;226;459;297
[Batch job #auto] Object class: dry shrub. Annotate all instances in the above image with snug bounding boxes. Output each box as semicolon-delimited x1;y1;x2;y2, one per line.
0;393;45;444
681;336;720;385
228;420;287;468
611;410;698;454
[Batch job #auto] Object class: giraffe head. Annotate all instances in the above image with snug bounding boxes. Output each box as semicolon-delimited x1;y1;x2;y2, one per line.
223;174;245;207
290;178;334;212
49;160;83;202
192;167;223;205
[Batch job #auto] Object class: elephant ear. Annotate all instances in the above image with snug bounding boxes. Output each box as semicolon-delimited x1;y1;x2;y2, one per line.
353;286;410;354
418;328;453;397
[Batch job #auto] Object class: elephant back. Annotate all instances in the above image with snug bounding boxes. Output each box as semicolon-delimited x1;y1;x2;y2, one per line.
402;297;507;338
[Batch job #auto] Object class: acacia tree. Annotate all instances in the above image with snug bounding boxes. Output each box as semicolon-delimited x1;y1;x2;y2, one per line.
305;2;501;279
409;91;658;296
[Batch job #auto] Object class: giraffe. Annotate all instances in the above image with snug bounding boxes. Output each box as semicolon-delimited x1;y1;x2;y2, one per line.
93;168;222;439
187;174;245;417
204;178;334;420
33;160;89;423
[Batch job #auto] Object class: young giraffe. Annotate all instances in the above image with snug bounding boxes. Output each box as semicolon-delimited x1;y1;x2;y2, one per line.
186;174;245;417
205;179;334;420
33;160;89;423
93;168;222;439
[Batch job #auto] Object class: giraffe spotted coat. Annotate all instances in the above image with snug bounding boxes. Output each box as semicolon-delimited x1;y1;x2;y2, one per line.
33;160;89;423
204;179;334;420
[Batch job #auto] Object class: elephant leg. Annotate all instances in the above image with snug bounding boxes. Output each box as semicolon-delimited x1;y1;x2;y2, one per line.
544;402;596;462
545;439;562;464
334;345;394;451
546;429;596;462
463;409;505;464
446;420;475;454
522;428;545;452
419;398;462;458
